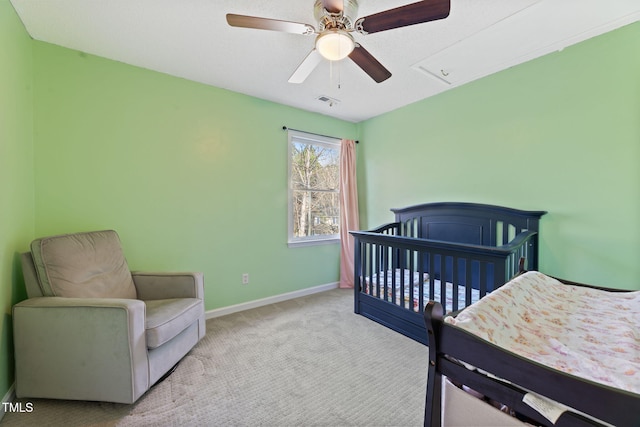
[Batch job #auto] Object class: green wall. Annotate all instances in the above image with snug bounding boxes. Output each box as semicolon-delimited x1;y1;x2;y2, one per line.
32;42;358;311
358;22;640;289
0;0;35;399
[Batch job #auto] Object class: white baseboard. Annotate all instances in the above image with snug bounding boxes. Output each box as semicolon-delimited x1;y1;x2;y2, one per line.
205;282;339;319
0;383;15;421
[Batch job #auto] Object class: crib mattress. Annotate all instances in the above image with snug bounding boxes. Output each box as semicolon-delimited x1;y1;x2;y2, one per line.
446;271;640;395
363;269;480;313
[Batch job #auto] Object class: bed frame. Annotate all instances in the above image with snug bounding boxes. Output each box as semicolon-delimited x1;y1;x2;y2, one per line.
423;276;640;427
350;202;546;345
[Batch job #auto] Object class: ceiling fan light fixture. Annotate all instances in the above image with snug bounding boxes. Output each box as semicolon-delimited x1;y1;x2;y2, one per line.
315;29;355;61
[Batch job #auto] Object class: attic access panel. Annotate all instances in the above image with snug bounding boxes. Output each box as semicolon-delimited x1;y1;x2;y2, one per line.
412;0;640;87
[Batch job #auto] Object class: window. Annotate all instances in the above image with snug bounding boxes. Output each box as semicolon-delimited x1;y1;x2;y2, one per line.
287;130;340;247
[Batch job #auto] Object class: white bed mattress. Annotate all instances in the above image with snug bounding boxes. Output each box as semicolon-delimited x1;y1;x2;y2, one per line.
363;269;480;313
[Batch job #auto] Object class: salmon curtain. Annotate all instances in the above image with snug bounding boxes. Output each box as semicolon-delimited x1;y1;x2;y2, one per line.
339;139;359;288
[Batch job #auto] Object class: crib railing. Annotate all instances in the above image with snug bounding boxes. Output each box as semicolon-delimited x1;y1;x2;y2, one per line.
351;227;539;315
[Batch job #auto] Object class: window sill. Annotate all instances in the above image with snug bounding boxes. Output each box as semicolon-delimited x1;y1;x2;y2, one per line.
287;238;340;248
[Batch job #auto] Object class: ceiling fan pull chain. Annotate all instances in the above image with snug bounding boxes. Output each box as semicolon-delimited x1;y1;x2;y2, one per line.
330;59;334;83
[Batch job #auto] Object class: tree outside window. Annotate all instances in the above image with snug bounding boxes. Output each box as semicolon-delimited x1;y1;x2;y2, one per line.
288;130;340;246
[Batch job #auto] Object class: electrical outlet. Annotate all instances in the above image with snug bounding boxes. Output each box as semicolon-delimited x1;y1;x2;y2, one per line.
242;273;249;285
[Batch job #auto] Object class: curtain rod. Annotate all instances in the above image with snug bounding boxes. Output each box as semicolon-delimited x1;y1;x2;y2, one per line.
282;126;359;143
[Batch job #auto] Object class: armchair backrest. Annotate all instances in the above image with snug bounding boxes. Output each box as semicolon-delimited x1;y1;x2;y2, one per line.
21;252;43;298
25;230;137;299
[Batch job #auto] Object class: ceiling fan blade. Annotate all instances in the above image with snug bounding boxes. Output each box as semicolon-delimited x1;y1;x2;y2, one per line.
322;0;344;14
348;44;391;83
226;14;315;35
288;49;323;84
355;0;450;34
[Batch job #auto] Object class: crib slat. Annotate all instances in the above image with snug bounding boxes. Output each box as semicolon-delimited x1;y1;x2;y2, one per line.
502;221;509;246
439;255;446;309
451;256;459;312
428;252;435;307
391;246;398;305
383;245;387;298
378;244;383;298
396;250;401;305
367;242;374;297
404;249;411;310
382;244;389;302
465;263;472;306
418;250;425;314
362;242;367;294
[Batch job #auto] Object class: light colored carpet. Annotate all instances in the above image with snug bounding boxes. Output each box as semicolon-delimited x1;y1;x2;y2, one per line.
1;288;428;426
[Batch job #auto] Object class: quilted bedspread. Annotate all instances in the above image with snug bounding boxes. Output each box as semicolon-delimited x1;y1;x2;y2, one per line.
445;271;640;394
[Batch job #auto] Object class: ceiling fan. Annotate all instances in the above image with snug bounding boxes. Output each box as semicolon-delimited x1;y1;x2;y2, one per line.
226;0;450;84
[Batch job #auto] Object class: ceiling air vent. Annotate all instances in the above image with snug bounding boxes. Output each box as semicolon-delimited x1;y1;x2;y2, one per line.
317;95;340;107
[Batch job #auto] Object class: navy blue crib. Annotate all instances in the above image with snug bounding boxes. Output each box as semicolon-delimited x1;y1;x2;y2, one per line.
350;202;546;345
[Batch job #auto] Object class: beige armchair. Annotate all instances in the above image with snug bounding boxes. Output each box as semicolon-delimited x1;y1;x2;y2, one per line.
12;230;205;404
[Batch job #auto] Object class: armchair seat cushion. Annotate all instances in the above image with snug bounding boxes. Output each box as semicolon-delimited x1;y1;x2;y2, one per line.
145;298;204;349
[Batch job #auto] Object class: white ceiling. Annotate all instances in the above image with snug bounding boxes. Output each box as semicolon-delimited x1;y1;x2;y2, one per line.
10;0;640;123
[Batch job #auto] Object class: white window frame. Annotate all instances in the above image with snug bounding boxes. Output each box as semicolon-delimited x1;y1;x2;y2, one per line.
287;130;341;248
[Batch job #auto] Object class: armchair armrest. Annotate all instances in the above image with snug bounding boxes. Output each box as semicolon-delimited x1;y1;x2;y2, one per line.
12;297;148;404
132;271;204;300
